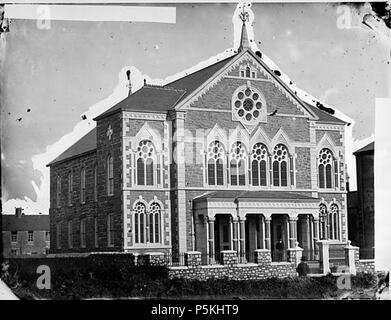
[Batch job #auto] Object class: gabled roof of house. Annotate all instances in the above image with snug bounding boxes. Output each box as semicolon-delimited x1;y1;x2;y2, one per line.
303;102;346;124
94;85;186;121
2;214;49;231
194;190;318;202
47;128;97;166
354;141;374;155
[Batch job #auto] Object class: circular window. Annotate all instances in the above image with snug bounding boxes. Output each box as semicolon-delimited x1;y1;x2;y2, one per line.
243;99;253;111
233;86;264;124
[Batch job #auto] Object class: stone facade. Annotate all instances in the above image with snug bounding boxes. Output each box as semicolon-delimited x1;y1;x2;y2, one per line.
47;12;354;283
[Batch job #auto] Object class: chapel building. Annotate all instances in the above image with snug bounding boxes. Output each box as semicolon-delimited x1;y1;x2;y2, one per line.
47;10;350;267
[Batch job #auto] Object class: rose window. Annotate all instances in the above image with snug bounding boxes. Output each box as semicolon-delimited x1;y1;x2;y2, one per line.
273;144;288;163
208;141;225;160
318;148;333;166
137;140;154;159
234;87;264;124
252;143;268;161
230;141;246;161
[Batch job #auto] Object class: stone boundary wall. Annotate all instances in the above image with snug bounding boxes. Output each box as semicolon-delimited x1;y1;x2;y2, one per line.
356;259;375;274
168;263;296;281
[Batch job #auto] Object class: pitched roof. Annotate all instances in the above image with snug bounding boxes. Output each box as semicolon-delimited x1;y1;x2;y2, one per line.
194;190;318;202
302;102;346;124
2;214;49;231
354;141;374;155
164;54;238;103
94;85;186;120
47;128;97;166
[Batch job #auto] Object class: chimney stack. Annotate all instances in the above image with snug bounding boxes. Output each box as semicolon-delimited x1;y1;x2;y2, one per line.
15;207;23;218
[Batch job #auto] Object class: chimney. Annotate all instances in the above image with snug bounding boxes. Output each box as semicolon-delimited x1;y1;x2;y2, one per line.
15;207;23;218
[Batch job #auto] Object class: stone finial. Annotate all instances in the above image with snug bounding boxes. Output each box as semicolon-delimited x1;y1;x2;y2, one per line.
238;6;250;52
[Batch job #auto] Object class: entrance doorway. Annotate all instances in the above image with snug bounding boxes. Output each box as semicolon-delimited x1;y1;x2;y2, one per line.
271;214;288;262
214;215;231;262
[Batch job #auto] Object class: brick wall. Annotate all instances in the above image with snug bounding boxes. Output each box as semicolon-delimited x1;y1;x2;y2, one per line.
2;230;49;257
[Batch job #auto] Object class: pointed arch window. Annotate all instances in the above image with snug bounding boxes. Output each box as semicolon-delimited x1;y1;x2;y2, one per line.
229;141;247;186
319;204;328;240
149;202;161;244
245;66;251;78
272;144;289;187
134;202;147;244
107;155;114;195
318;148;336;189
207;140;225;186
329;204;340;240
136;140;155;186
251;143;268;186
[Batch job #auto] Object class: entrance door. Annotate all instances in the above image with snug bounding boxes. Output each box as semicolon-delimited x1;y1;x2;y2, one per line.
271;215;288;262
214;215;231;261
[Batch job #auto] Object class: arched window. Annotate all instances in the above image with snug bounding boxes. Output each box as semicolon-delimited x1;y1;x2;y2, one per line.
137;140;155;186
229;142;246;186
107;155;114;195
318;148;334;189
207;141;225;186
251;143;268;186
319;204;328;240
80;168;86;204
149;202;161;243
272;144;289;187
245;66;251;78
329;204;340;240
134;202;147;244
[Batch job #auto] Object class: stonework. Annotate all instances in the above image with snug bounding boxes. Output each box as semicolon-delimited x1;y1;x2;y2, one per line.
46;12;354;281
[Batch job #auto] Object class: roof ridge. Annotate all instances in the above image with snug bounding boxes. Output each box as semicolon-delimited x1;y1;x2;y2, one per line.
144;84;186;93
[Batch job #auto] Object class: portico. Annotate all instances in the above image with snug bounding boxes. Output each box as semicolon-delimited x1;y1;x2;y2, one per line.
193;190;321;264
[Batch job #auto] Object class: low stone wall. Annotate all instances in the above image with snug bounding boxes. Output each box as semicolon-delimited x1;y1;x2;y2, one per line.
356;259;375;274
168;262;296;281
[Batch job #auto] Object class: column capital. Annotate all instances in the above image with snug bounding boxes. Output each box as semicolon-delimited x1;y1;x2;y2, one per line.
264;216;272;222
288;217;298;222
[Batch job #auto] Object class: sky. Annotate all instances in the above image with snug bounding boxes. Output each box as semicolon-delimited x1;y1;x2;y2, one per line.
0;2;389;214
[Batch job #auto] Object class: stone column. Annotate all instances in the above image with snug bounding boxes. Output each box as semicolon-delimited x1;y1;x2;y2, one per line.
288;217;298;249
302;215;310;259
208;217;215;264
317;240;330;274
345;240;358;275
239;217;246;263
232;217;239;253
313;217;319;260
257;215;264;249
264;217;271;250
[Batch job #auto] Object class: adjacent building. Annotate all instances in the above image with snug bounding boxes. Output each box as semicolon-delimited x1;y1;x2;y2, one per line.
348;141;374;259
47;9;353;270
2;208;50;257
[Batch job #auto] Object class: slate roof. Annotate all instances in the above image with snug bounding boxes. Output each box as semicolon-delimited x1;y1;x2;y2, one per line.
193;190;319;202
53;49;346;165
302;102;346;124
354;141;374;155
47;128;97;166
164;54;238;103
2;214;49;231
94;85;186;120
